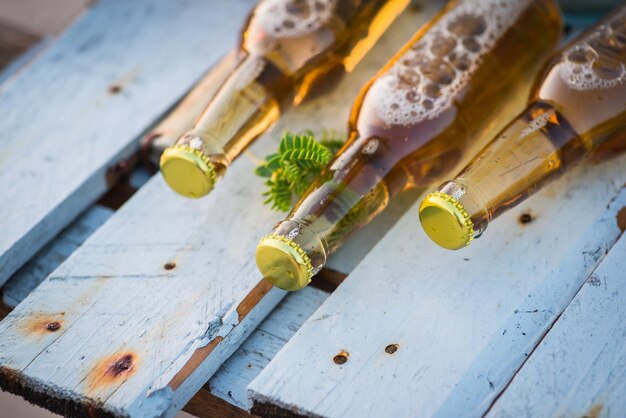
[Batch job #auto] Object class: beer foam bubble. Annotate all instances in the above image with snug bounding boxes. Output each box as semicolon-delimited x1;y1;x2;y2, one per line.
256;0;336;38
559;7;626;91
371;0;529;126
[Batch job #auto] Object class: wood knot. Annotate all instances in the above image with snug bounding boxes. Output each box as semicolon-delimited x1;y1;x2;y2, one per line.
164;262;176;270
333;351;349;365
385;344;399;354
519;212;533;225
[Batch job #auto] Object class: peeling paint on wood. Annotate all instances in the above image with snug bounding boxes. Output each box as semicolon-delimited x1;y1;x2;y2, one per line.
208;287;329;410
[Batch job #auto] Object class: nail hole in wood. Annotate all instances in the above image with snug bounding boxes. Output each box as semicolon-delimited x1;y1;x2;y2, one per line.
164;262;176;270
519;212;533;224
385;344;399;354
108;84;122;94
46;322;61;332
333;351;349;365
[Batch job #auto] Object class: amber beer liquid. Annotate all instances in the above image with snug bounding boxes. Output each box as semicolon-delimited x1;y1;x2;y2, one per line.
420;4;626;250
159;0;409;198
256;0;562;291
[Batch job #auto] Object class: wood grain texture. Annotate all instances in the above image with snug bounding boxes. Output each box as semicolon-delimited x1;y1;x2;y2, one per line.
248;155;626;418
209;287;329;410
0;4;433;416
2;205;113;308
0;0;255;286
486;233;626;418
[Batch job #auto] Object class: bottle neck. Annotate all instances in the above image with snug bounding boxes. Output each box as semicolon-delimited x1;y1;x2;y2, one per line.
176;54;284;175
434;101;581;243
269;155;406;273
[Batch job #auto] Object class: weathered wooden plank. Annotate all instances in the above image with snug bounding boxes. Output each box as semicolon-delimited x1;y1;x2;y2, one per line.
0;6;433;416
486;233;626;418
209;287;329;410
0;0;255;286
2;205;113;308
248;154;626;418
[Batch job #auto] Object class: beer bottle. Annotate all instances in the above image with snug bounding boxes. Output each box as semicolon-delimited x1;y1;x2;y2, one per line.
256;0;562;290
420;4;626;250
160;0;410;198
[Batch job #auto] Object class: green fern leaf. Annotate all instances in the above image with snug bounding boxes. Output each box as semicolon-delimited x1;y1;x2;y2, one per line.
256;131;344;212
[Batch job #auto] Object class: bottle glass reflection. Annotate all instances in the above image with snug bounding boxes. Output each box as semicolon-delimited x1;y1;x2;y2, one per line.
256;0;562;290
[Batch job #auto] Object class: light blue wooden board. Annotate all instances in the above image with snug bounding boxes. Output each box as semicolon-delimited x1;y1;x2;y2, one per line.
0;0;255;286
2;205;113;308
209;287;329;410
0;5;430;416
248;155;626;417
486;233;626;418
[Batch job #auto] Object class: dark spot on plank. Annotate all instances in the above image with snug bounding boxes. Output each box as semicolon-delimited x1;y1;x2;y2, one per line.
617;207;626;233
333;351;349;365
88;351;138;389
106;354;133;377
19;313;65;336
164;262;176;270
108;84;122;94
46;322;61;332
587;274;601;287
385;344;399;355
518;212;533;225
409;0;423;12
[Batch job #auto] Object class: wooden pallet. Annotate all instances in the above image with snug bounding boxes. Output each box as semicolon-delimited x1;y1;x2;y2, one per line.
1;1;625;418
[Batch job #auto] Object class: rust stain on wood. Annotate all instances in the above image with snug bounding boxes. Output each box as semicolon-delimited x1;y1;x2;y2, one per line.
617;207;626;233
18;312;65;336
87;351;138;390
237;280;273;321
167;280;274;392
168;337;224;391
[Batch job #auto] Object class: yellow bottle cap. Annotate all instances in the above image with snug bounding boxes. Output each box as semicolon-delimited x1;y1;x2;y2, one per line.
419;191;474;250
256;234;313;291
160;145;217;198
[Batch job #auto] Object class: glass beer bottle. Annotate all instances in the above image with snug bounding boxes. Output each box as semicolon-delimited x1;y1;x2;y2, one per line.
420;4;626;250
160;0;410;198
256;0;562;290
